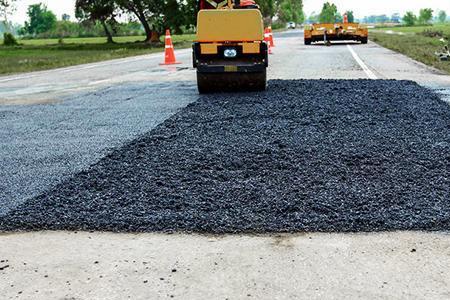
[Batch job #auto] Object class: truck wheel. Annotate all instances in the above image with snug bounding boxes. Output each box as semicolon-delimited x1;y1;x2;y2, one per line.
304;38;312;45
197;70;267;94
361;37;368;44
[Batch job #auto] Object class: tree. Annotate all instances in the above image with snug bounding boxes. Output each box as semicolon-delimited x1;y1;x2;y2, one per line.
23;4;57;36
256;0;276;24
402;11;416;26
3;32;17;45
319;2;337;23
62;13;71;21
344;10;354;23
115;0;153;42
162;0;188;34
391;13;401;23
438;10;447;23
418;8;433;24
182;0;197;31
116;0;191;43
307;12;319;24
0;0;16;32
76;0;117;43
278;0;304;24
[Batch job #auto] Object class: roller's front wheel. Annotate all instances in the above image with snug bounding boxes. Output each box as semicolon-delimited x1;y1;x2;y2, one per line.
197;70;267;94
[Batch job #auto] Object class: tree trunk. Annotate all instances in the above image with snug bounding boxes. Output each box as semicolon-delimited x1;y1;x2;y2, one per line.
102;21;114;43
150;31;160;44
3;15;11;33
129;6;152;42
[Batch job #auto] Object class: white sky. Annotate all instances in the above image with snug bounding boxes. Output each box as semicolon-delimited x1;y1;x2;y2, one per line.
8;0;450;23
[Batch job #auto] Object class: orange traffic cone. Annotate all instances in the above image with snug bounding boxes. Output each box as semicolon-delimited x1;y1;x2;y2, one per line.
268;26;275;47
160;29;181;65
343;14;348;24
264;28;273;55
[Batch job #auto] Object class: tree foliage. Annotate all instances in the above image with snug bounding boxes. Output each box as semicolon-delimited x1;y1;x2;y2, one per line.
438;10;447;23
114;0;190;43
256;0;276;20
418;8;433;24
344;10;354;23
17;0;306;42
277;0;304;24
3;31;17;45
23;3;57;36
0;0;15;20
362;14;388;24
306;12;319;24
0;0;16;32
76;0;117;43
319;2;338;23
391;13;401;23
402;11;416;26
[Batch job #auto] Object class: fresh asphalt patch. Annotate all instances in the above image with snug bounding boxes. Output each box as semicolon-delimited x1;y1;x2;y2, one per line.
1;80;449;233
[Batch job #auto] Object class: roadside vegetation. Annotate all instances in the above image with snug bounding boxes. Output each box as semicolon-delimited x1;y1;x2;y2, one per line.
369;8;450;75
0;34;195;75
371;23;450;75
374;24;450;35
0;0;301;75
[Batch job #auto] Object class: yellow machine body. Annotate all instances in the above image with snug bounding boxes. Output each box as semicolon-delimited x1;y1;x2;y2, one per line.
193;7;268;93
196;9;264;43
304;23;368;44
199;42;261;55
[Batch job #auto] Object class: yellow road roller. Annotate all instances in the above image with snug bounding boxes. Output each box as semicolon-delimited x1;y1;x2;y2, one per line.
192;0;268;93
304;23;368;45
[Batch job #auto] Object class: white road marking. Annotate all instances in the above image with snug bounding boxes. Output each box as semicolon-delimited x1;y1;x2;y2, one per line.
347;45;378;79
88;79;112;86
0;75;35;83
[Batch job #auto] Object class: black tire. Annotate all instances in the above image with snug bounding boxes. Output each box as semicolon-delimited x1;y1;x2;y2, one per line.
197;70;267;94
304;38;312;45
361;37;368;44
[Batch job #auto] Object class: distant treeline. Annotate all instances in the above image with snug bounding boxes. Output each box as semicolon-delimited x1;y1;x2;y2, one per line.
20;20;145;39
3;0;305;42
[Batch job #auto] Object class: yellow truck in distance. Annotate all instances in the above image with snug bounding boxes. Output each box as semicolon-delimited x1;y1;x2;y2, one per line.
304;23;368;45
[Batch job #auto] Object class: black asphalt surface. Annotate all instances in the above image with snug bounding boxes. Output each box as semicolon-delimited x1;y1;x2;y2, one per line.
1;79;449;233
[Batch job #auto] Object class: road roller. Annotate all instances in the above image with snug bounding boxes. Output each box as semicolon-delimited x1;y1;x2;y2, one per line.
304;22;368;45
192;0;268;93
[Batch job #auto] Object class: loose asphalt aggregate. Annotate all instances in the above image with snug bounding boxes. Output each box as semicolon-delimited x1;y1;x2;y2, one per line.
1;79;449;233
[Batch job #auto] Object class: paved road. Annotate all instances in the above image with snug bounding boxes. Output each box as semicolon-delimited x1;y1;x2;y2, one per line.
1;30;450;299
1;30;450;104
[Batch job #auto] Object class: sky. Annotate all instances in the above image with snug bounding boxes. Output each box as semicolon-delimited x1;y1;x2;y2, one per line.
8;0;450;23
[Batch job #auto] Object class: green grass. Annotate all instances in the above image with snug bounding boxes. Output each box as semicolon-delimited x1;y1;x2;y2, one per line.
370;28;450;74
374;24;450;35
0;34;195;75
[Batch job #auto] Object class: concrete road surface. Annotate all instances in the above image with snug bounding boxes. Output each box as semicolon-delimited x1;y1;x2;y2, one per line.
1;30;450;299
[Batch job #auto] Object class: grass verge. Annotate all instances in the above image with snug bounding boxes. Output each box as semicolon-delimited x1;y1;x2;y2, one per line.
370;26;450;75
374;24;450;35
0;34;195;75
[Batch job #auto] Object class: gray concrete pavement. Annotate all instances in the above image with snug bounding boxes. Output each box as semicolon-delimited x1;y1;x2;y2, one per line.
1;231;450;300
1;30;450;299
